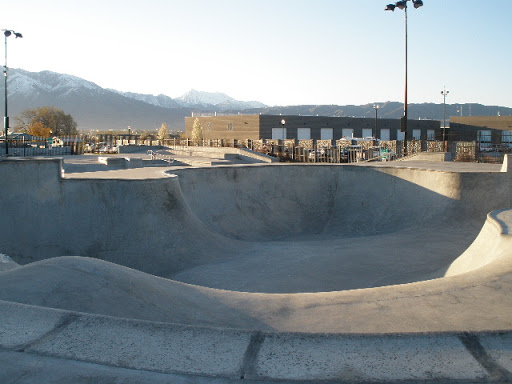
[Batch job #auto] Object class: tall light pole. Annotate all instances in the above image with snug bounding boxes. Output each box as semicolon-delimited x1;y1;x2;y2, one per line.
385;0;423;157
3;29;23;157
280;119;286;141
441;86;449;151
373;104;380;140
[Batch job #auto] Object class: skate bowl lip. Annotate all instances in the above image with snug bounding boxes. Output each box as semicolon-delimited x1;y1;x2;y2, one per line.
1;158;512;382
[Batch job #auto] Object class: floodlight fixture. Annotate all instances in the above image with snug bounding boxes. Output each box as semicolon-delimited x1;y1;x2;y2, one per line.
396;1;407;10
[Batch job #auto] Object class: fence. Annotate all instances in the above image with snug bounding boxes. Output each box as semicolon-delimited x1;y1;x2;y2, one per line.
3;134;507;164
164;137;509;164
1;136;84;157
165;138;401;163
450;141;510;164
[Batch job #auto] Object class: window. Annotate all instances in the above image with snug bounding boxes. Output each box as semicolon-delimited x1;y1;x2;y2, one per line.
502;131;512;147
427;129;435;140
397;130;405;141
412;129;421;140
342;128;353;139
362;128;373;138
478;130;491;143
320;128;333;140
297;128;311;140
380;129;390;141
227;122;233;131
272;128;287;140
478;130;492;150
206;122;211;131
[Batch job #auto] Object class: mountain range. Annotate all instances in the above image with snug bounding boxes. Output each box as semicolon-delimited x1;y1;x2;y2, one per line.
2;68;511;132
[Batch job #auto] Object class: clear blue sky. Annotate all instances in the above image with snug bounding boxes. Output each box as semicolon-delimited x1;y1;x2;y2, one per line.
3;0;511;107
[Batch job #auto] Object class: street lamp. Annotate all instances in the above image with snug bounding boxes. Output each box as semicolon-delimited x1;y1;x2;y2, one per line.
441;86;449;151
3;29;23;157
280;119;286;141
373;104;380;140
385;0;423;156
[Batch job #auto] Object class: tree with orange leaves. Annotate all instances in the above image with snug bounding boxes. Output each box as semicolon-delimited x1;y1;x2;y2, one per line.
28;121;52;137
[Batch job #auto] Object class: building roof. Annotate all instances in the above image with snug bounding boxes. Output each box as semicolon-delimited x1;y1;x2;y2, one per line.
450;116;512;131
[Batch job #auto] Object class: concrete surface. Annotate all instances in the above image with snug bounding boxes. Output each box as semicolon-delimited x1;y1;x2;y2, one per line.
0;154;512;382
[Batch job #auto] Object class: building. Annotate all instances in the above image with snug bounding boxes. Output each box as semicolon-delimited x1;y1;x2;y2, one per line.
448;116;512;147
185;114;441;142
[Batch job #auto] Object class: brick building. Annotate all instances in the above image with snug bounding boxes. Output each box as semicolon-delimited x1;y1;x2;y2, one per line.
185;114;441;142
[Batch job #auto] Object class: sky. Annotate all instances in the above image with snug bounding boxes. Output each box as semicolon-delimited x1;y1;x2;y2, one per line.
3;0;512;107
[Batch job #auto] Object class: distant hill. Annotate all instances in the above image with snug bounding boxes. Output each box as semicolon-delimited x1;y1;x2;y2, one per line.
243;102;512;121
2;68;511;132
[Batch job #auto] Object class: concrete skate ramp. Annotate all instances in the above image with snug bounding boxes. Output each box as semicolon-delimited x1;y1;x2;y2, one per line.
1;210;512;382
1;205;512;332
171;164;510;241
0;159;511;287
1;158;512;382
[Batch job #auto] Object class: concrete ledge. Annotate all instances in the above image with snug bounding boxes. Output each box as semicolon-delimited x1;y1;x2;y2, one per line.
97;156;126;166
118;145;164;154
168;146;278;163
97;157;144;168
409;152;452;162
125;157;143;168
1;299;511;382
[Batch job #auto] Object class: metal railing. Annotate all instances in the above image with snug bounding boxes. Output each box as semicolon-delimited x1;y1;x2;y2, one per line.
147;150;175;164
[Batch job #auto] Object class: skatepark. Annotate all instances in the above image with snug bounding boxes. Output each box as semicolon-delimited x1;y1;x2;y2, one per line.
1;152;512;383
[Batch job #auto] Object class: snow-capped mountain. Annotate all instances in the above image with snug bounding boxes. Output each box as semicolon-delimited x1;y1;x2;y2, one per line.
109;90;180;109
2;68;269;131
9;69;104;100
176;89;266;110
7;68;267;112
3;69;194;131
